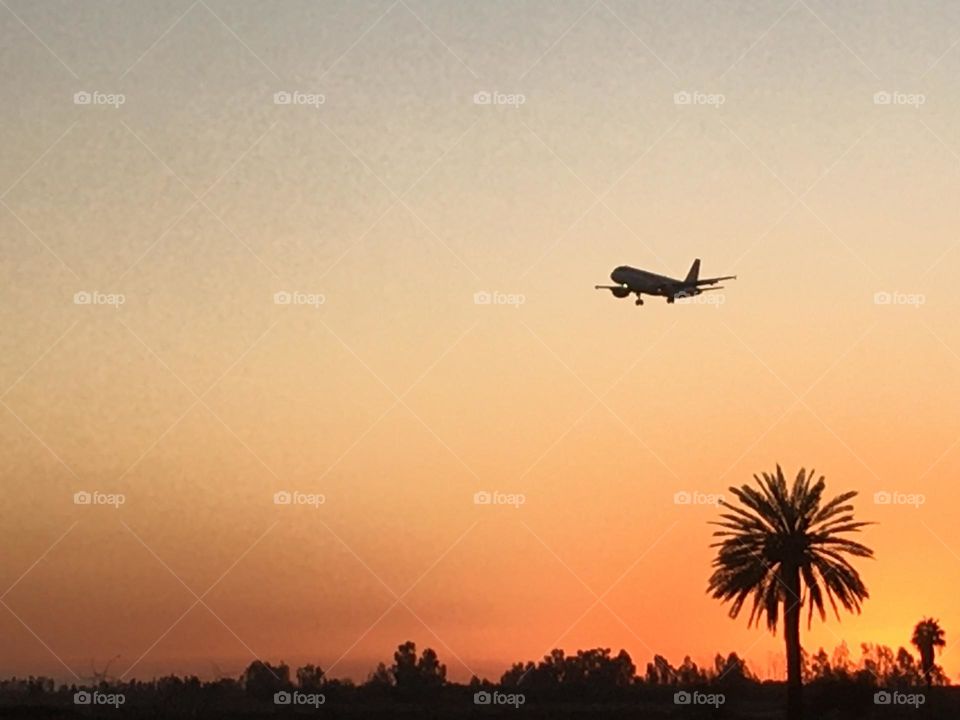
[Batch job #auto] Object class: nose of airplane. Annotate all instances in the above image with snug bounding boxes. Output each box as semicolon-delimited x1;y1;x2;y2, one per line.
611;268;625;284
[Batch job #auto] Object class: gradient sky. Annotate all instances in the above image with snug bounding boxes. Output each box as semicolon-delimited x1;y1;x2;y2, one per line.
3;0;960;684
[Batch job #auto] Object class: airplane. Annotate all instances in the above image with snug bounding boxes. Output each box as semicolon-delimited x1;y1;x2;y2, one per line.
595;258;736;306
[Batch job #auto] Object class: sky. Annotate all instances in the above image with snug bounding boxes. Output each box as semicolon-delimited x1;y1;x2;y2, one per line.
3;0;960;685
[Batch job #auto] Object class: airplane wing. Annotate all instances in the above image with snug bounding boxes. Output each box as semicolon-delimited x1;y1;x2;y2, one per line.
694;275;736;286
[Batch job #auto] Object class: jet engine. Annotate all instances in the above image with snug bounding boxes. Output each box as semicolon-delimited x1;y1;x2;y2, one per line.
608;286;631;298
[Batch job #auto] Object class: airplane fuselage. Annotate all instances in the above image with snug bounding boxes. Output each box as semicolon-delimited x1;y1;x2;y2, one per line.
610;266;691;298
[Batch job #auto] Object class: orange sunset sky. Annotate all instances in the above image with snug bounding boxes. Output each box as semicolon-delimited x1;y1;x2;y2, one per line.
3;0;960;684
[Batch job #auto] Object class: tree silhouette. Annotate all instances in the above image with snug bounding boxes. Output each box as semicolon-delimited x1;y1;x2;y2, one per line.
241;660;290;701
366;662;393;691
296;664;325;691
677;656;706;685
501;647;636;698
392;641;418;690
892;647;923;686
644;655;676;685
911;618;946;687
707;466;874;720
713;652;753;685
390;641;446;697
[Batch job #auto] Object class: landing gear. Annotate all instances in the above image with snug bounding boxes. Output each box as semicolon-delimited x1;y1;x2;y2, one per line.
635;295;644;306
666;295;675;304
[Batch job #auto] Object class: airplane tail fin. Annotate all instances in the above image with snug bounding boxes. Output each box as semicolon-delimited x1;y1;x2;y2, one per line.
684;258;700;284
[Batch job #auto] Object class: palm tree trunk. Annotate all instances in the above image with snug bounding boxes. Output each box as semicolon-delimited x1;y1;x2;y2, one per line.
784;565;803;720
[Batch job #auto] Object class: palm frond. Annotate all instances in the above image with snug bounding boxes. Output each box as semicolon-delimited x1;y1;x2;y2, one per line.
707;466;874;634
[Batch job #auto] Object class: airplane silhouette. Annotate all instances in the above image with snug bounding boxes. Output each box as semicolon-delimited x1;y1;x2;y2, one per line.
595;259;736;306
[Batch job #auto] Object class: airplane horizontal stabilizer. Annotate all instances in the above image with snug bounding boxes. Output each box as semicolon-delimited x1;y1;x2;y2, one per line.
694;275;736;286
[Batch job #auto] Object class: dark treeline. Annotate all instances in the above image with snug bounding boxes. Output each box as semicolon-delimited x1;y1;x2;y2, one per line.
0;639;952;718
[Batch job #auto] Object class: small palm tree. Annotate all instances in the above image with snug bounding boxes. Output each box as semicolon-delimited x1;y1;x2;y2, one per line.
708;466;874;720
911;618;945;686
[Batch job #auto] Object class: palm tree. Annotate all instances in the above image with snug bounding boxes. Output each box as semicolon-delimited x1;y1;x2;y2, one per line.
911;618;945;686
707;466;873;720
